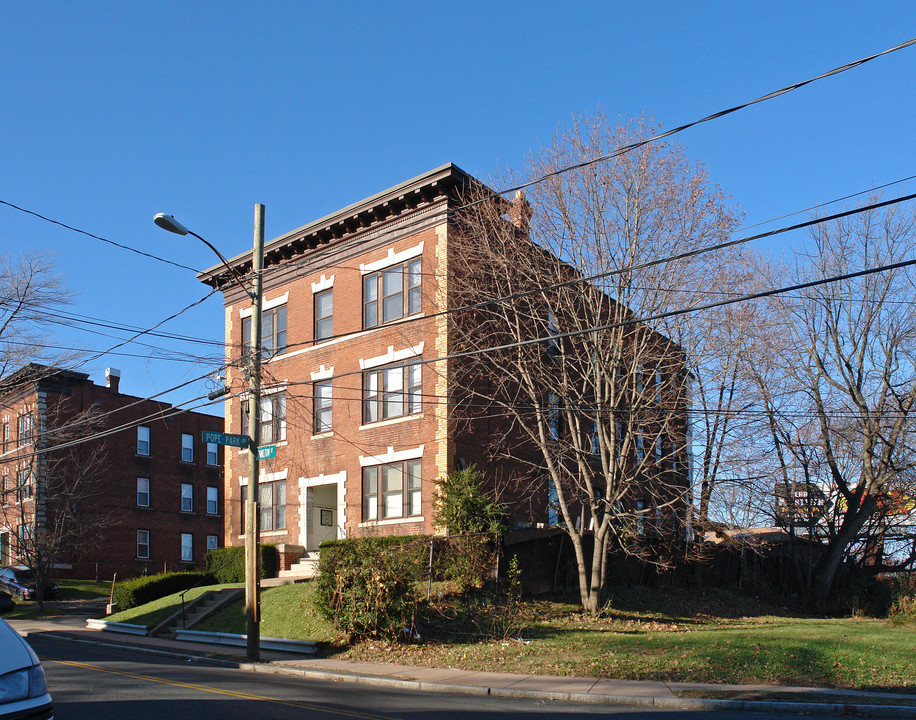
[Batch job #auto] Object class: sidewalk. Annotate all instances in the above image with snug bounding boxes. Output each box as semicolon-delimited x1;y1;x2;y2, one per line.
11;616;916;718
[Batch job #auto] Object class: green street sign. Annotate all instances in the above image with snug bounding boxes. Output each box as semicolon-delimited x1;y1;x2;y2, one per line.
257;445;277;460
202;430;250;449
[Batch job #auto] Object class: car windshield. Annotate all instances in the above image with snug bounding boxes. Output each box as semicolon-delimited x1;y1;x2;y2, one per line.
12;570;35;584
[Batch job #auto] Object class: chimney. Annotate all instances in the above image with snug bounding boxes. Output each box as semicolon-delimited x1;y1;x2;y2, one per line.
509;190;532;234
105;367;121;394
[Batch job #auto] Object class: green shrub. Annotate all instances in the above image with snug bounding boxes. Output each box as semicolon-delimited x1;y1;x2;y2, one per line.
204;545;279;583
113;571;214;610
432;535;496;591
315;536;426;637
434;466;507;539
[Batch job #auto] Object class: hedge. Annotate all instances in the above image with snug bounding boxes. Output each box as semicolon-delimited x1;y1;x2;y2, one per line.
316;536;428;637
204;544;279;583
112;571;214;610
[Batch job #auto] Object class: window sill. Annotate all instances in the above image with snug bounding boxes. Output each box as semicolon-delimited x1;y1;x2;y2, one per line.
238;529;287;539
359;414;423;431
135;453;151;459
359;516;425;528
179;510;197;516
180;460;196;466
135;557;151;562
205;512;221;518
311;431;333;440
135;505;152;511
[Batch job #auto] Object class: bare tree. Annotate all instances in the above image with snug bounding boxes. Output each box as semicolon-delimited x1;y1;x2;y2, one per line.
0;253;72;379
758;201;916;599
451;113;741;613
1;396;112;609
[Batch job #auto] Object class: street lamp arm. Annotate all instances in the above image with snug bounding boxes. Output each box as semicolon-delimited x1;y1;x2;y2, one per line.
153;213;255;299
187;230;256;300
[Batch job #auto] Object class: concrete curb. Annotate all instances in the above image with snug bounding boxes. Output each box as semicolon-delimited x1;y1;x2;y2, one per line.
26;630;916;717
246;663;916;717
173;629;317;654
85;619;148;635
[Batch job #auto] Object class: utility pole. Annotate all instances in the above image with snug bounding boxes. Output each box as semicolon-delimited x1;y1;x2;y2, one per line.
245;204;265;662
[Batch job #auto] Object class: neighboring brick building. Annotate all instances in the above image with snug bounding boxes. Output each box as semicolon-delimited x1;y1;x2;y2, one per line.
0;364;224;579
199;164;689;561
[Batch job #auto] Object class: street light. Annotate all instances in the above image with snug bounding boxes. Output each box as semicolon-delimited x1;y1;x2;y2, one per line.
154;205;265;662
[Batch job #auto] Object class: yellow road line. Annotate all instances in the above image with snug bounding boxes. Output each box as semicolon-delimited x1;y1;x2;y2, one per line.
49;658;402;720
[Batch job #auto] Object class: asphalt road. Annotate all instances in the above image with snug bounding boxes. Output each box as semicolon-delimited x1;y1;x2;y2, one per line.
28;634;886;720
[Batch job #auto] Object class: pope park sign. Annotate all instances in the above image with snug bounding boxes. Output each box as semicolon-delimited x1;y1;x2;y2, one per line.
202;430;249;449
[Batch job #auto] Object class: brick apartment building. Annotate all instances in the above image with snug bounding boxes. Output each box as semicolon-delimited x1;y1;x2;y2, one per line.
0;364;224;579
199;164;689;563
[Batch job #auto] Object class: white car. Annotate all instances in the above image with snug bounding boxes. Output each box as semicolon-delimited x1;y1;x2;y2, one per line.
0;618;52;719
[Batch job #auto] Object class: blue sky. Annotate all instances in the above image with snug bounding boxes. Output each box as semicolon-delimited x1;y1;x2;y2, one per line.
1;2;914;410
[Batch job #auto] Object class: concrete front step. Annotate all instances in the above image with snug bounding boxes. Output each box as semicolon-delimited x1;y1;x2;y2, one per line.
278;554;320;580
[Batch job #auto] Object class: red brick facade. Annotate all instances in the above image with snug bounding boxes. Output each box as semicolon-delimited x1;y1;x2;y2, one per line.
0;364;224;580
201;164;689;557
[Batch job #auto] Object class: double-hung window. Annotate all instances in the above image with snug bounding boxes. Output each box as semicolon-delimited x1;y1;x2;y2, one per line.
242;392;287;445
137;426;150;455
206;486;218;515
181;433;194;462
363;258;421;328
206;441;219;466
16;466;32;501
17;412;33;447
206;535;219;553
314;381;332;433
243;306;287;359
137;478;150;507
241;481;286;531
2;422;9;452
180;533;193;562
181;483;194;512
314;288;333;341
362;460;422;521
137;529;150;559
363;362;422;423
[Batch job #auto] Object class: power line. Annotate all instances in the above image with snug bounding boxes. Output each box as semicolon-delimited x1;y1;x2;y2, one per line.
0;199;199;273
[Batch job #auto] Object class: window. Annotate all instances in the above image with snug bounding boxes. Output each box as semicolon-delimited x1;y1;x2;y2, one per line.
314;381;332;433
362;460;421;521
242;392;287;445
137;478;150;507
17;412;33;447
16;466;32;501
243;305;287;358
655;436;663;464
363;258;421;328
636;434;645;463
363;362;422;423
1;472;8;505
137;529;150;559
137;426;150;455
180;533;193;562
636;500;645;536
206;535;219;553
206;486;218;515
206;441;219;466
2;421;9;452
315;288;333;341
181;483;194;512
181;433;194;462
241;481;286;532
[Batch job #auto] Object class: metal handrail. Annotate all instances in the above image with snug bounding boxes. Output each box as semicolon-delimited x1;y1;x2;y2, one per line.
179;551;244;629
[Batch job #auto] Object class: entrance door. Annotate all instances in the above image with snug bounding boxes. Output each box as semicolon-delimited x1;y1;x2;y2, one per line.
305;483;338;552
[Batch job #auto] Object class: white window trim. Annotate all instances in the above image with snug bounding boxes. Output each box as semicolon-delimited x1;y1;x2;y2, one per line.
359;242;423;275
358;413;422;431
359;516;426;528
240;292;289;318
310;274;335;293
359;445;424;467
310;365;334;381
359;342;424;370
238;467;288;487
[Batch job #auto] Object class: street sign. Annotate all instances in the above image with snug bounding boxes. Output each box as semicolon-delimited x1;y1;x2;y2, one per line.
257;445;276;460
202;430;250;449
